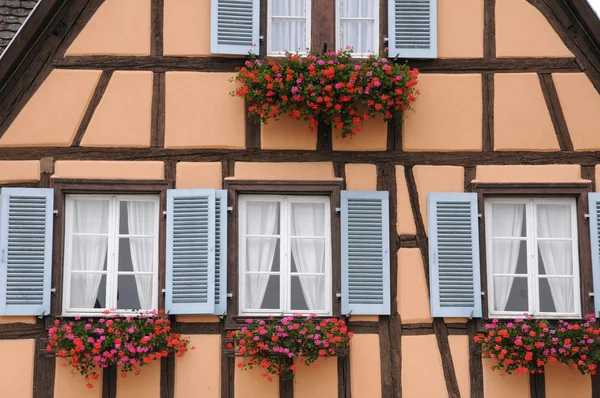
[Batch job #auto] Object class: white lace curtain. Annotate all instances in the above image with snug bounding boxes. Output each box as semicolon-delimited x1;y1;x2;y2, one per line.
270;0;309;54
338;0;376;55
127;201;156;310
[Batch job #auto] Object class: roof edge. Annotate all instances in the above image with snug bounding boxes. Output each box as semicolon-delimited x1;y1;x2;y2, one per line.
565;0;600;57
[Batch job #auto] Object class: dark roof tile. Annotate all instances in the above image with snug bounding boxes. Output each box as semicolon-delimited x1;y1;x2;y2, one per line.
0;0;39;55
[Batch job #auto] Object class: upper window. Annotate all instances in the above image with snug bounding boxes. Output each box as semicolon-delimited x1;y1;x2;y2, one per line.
484;198;580;318
336;0;379;57
62;195;160;315
267;0;312;56
238;195;332;316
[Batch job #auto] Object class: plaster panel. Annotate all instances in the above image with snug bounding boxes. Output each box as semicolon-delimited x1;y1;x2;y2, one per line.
545;362;591;398
176;162;223;189
403;74;482;151
348;315;378;322
164;0;211;56
234;162;337;180
0;316;36;324
261;117;317;150
0;339;34;398
332;117;387;151
117;360;159;398
165;72;245;148
475;165;584;184
55;358;102;397
294;358;338;398
81;71;153;147
175;316;221;323
0;70;101;147
496;0;574;58
345;164;377;190
396;166;416;235
235;358;279;398
438;0;484;58
350;334;382;398
66;0;151;56
53;161;164;180
402;335;447;398
175;335;221;398
449;335;471;398
482;358;529;398
398;248;432;324
553;73;600;150
494;73;559;151
413;165;464;234
0;161;40;183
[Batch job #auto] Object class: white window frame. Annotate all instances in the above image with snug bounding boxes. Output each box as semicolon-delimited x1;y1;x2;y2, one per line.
267;0;312;56
238;194;332;316
485;197;581;319
62;194;160;316
335;0;380;57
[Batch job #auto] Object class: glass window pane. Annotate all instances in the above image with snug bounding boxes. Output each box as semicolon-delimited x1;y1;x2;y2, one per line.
246;201;280;235
291;238;326;274
491;240;527;275
538;242;573;276
290;203;326;236
539;277;574;313
71;236;108;271
120;200;156;235
272;0;306;17
70;274;106;309
339;20;375;54
246;237;280;272
117;274;153;310
493;276;528;312
490;203;526;237
271;19;307;53
118;237;155;272
339;0;376;18
536;203;573;238
72;199;109;234
246;275;280;310
291;275;326;312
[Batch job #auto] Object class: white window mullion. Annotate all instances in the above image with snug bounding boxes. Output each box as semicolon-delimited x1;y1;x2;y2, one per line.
529;200;539;315
571;200;581;317
106;197;119;311
282;197;290;314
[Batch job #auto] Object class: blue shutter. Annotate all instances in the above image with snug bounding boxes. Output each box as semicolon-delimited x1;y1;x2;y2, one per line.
388;0;437;59
0;188;54;316
166;189;216;314
428;193;481;318
215;190;228;315
210;0;260;55
341;191;390;315
588;193;600;316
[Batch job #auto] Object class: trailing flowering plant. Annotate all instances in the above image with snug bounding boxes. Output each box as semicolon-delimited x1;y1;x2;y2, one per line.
474;315;600;376
225;315;353;380
46;310;193;389
231;49;419;138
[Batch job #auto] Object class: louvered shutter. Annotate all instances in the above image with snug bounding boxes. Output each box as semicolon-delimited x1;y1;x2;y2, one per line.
428;193;481;318
0;188;54;316
341;191;390;315
166;189;216;314
588;193;600;316
214;190;228;315
388;0;437;59
211;0;260;55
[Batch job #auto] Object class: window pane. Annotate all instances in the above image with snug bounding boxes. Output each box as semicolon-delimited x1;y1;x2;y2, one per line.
119;200;156;235
71;236;108;271
491;240;527;275
246;275;280;310
271;19;307;53
536;203;572;238
117;274;153;310
72;199;109;234
272;0;306;17
538;242;573;276
490;203;526;237
493;276;528;312
291;275;326;312
290;202;326;236
339;20;375;54
70;274;106;309
539;277;574;313
339;0;376;18
246;201;280;235
118;237;155;272
246;237;280;272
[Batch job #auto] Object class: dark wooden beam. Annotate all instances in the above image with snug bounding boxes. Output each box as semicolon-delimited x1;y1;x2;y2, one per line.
484;0;496;58
464;166;477;192
467;321;484;398
33;319;55;398
279;361;294;398
151;72;166;148
529;372;546;398
245;100;261;149
102;365;117;398
387;114;403;152
482;73;494;151
338;355;351;398
151;0;164;56
160;353;175;398
0;322;43;340
582;165;596;191
538;73;574;151
317;123;333;151
72;70;113;147
311;0;335;54
348;321;379;334
592;372;600;398
173;322;221;335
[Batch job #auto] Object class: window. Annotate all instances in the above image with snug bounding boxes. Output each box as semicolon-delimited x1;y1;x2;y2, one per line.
267;0;312;56
238;195;332;316
336;0;379;57
485;198;580;318
62;195;160;315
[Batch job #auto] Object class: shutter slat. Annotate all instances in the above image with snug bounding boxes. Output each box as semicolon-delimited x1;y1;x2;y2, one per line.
211;0;260;55
214;190;228;315
588;193;600;316
341;191;390;315
0;188;54;316
388;0;437;58
428;193;481;318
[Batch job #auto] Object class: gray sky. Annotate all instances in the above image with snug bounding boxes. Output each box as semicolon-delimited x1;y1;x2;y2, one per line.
590;0;600;15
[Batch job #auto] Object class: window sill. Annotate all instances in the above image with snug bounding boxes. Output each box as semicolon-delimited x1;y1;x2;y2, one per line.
61;310;157;318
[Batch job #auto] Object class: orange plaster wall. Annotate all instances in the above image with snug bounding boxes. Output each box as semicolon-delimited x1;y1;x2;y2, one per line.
332;117;387;151
0;339;35;398
235;358;279;398
413;165;464;235
176;162;223;189
0;161;40;183
401;335;447;398
294;358;338;398
449;335;471;398
350;334;382;398
54;358;102;398
165;72;245;149
553;73;600;150
0;70;101;147
0;316;36;324
117;361;160;398
403;74;482;152
163;0;211;56
53;161;164;180
233;162;337;180
474;165;584;183
494;73;559;151
495;0;574;58
395;166;416;235
261;117;317;150
398;248;432;324
65;0;151;56
81;71;153;147
348;315;379;322
175;335;221;398
345;164;377;191
482;358;529;398
438;0;484;58
175;316;221;323
545;362;591;398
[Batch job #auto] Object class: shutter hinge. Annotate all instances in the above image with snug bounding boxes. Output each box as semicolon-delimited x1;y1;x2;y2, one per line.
478;213;482;218
53;210;58;215
335;292;342;298
384;37;389;43
50;288;56;293
481;291;485;296
161;289;166;294
227;206;233;213
163;211;167;217
335;207;341;214
585;214;590;219
589;292;595;297
227;292;233;298
259;35;264;41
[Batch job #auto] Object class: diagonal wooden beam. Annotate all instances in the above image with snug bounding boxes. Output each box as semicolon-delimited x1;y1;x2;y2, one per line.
71;70;113;147
538;73;574;151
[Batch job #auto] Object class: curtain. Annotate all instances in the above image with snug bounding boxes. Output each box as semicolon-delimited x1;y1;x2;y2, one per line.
492;204;525;311
271;0;307;53
71;200;109;309
339;0;375;54
127;201;156;310
290;203;326;311
537;204;574;313
246;202;279;309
